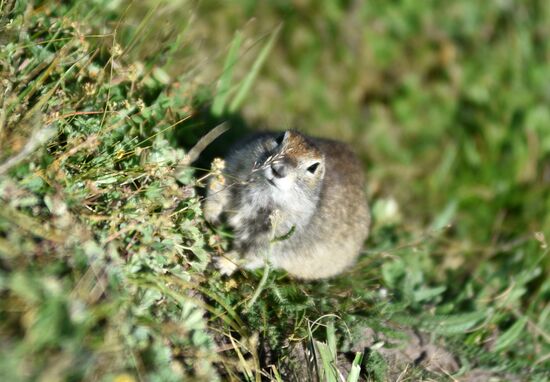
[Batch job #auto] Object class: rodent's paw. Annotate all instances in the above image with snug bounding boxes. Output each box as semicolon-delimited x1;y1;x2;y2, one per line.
203;201;223;224
215;252;240;276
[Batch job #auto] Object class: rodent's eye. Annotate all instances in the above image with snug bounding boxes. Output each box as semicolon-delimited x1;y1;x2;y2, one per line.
307;162;320;174
274;133;285;146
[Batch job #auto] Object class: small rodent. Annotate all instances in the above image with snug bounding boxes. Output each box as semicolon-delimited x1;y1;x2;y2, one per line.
203;130;370;279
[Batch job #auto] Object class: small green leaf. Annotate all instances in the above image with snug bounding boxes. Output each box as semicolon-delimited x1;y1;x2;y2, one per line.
424;311;487;335
413;285;446;303
492;317;528;353
9;272;42;304
381;259;405;289
430;200;457;231
152;67;171;85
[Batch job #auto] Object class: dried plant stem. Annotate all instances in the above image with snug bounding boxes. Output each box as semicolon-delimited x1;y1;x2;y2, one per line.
0;125;56;175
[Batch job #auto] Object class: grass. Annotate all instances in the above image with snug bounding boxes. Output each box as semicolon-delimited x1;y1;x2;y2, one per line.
1;0;549;381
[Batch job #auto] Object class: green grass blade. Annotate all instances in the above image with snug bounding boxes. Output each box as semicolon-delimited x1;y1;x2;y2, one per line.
212;30;243;116
228;24;281;113
327;320;337;361
269;365;284;382
413;285;446;303
346;352;363;382
492;317;528;353
423;311;488;335
315;341;338;382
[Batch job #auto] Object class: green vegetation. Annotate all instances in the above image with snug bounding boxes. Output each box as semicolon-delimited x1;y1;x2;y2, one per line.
1;0;549;380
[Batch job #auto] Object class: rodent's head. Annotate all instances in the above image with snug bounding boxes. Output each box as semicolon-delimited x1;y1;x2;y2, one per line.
253;131;325;200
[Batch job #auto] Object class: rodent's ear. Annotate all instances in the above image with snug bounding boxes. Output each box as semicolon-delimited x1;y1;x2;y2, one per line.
275;133;285;145
274;131;288;146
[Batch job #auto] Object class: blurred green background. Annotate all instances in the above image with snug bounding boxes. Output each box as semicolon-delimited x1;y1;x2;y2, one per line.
129;0;550;234
174;0;550;273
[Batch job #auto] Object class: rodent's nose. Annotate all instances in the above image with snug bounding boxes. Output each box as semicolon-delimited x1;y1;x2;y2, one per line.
271;162;288;178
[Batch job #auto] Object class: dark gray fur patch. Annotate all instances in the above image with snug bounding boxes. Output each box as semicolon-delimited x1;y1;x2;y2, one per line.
235;205;273;253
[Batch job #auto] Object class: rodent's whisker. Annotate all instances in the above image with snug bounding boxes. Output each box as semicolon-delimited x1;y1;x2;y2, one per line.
200;180;240;201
